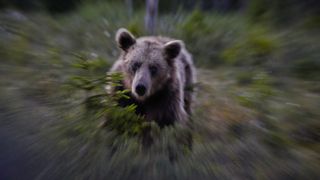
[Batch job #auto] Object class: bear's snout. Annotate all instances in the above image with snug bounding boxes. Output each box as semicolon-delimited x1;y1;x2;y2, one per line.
135;84;146;96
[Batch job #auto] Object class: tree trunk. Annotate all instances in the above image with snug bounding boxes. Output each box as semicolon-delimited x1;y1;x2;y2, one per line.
125;0;133;17
145;0;158;35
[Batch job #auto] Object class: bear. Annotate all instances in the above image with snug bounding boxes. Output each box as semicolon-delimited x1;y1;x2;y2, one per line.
109;28;196;127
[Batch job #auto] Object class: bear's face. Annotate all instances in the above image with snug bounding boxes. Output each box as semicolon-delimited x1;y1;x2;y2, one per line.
116;28;183;101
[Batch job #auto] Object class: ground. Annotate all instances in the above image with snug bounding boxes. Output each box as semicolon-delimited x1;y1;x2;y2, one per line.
0;65;319;179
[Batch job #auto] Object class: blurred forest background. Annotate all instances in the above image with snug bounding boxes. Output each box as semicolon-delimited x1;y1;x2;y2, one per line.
0;0;319;179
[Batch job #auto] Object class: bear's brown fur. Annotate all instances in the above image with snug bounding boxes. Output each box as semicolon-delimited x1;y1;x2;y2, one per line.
109;28;196;127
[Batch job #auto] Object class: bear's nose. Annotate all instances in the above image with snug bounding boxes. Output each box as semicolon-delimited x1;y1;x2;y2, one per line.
135;84;146;96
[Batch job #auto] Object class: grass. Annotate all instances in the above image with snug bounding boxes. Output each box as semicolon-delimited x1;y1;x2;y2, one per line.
0;1;319;179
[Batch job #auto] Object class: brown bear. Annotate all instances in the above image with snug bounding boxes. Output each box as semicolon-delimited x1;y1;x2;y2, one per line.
109;28;196;127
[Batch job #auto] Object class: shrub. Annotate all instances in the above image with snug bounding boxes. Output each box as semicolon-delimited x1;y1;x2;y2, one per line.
291;59;320;80
236;71;275;109
221;26;278;66
236;70;254;85
68;54;150;138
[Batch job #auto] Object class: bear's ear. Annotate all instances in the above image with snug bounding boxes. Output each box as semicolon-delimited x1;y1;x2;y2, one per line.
163;40;183;61
116;28;136;51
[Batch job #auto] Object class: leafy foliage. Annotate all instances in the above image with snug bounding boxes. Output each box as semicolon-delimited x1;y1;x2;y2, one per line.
67;54;151;138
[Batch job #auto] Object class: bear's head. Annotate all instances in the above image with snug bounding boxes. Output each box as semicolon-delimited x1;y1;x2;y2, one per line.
116;28;183;101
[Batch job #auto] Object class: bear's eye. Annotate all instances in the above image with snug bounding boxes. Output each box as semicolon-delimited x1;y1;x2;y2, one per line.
132;62;141;72
149;65;158;76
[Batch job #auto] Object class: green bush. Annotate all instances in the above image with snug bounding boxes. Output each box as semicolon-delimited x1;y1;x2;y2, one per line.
291;59;320;80
236;71;275;109
247;0;271;22
236;70;254;85
67;55;150;138
179;10;210;40
247;0;319;25
221;26;278;66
